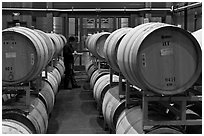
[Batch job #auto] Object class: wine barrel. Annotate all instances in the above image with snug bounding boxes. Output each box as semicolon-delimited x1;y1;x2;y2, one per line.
192;29;202;86
102;85;126;130
55;33;65;51
34;29;55;63
85;60;94;73
54;59;65;77
2;26;49;85
93;74;119;107
44;71;59;95
87;33;97;53
87;32;111;60
3;109;36;134
59;34;67;45
192;29;202;47
117;23;202;95
27;98;48;134
52;68;62;85
47;33;63;57
39;80;55;114
116;106;183;134
13;26;49;72
90;69;109;89
104;27;132;72
2;119;33;134
87;64;97;79
3;97;48;134
47;66;61;86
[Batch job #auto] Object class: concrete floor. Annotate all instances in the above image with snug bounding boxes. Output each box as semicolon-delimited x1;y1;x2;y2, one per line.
47;71;108;134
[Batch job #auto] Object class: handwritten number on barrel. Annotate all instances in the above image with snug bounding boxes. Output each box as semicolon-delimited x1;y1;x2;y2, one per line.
5;67;13;71
163;41;170;46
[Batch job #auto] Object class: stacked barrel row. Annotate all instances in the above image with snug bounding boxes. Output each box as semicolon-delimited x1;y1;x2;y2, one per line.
2;25;66;85
103;85;201;134
104;23;201;95
85;23;202;134
86;32;111;60
2;60;65;134
87;69;198;134
2;26;66;134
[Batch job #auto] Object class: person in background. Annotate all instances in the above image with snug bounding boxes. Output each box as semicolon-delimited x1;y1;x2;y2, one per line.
63;36;80;89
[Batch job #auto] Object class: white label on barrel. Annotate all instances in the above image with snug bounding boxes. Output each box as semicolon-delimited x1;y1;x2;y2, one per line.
160;48;173;56
31;54;34;65
5;52;16;58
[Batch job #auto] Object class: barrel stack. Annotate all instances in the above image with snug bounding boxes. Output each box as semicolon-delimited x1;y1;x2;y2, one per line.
2;25;67;134
85;23;202;134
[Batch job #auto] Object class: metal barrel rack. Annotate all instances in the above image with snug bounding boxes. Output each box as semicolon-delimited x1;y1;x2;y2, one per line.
3;83;33;111
108;66;202;133
2;66;49;110
110;68;141;108
86;25;202;134
142;91;202;127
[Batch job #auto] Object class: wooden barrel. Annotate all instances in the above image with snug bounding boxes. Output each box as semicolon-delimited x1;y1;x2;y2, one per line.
12;26;49;74
104;27;132;72
102;85;126;130
55;33;64;51
3;96;48;134
2;26;49;85
90;69;109;89
117;23;152;89
2;119;33;134
192;29;202;47
85;60;94;73
2;108;36;133
192;29;202;86
27;98;48;134
87;33;97;53
52;68;62;85
59;34;67;45
93;74;119;106
47;33;63;57
87;32;111;60
54;59;65;77
102;87;115;122
93;74;109;102
39;80;55;115
44;71;59;95
87;64;97;79
117;23;202;95
34;29;55;63
47;66;61;86
116;106;183;134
